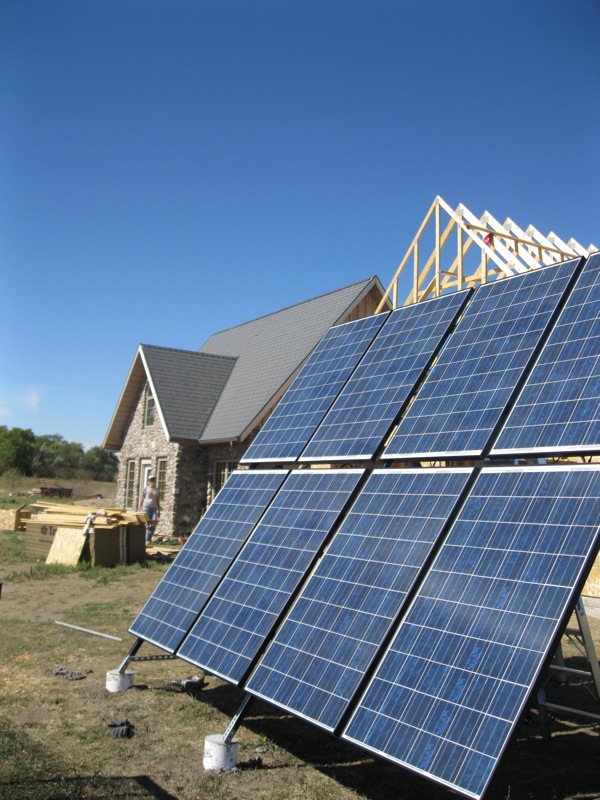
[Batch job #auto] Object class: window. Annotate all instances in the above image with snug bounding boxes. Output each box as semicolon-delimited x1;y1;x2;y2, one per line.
156;458;167;501
125;460;136;509
144;385;155;427
213;460;237;496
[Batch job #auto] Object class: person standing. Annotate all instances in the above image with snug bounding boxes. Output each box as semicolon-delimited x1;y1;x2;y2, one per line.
140;475;160;544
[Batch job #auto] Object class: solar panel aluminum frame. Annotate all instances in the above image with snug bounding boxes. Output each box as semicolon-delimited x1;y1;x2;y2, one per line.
342;463;600;800
492;442;600;458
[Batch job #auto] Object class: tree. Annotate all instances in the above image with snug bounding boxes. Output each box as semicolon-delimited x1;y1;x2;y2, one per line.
82;447;119;481
0;427;118;481
0;426;36;476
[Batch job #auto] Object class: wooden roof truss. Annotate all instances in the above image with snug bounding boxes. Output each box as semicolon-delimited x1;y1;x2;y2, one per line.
377;196;597;311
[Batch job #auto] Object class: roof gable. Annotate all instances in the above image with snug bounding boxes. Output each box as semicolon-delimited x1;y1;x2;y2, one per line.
103;345;236;449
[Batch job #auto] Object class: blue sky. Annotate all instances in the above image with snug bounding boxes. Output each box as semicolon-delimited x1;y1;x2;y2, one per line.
1;0;598;449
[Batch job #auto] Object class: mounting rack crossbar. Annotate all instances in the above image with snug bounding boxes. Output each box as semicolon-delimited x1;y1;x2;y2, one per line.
117;637;177;673
376;196;598;310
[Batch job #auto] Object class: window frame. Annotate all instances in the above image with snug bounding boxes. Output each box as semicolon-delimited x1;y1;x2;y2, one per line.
125;459;136;509
143;384;156;428
156;458;167;502
213;460;238;496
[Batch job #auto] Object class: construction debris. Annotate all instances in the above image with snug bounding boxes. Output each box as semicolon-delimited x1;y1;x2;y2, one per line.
54;666;93;681
107;719;135;738
170;676;207;693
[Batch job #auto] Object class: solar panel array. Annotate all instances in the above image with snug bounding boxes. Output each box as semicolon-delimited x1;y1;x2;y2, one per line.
131;253;600;800
129;469;288;651
246;468;473;730
492;252;600;456
343;465;600;799
241;313;388;463
300;291;470;461
177;469;365;683
383;257;581;460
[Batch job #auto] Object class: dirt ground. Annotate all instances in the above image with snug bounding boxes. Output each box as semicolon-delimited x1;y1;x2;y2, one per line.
1;563;599;800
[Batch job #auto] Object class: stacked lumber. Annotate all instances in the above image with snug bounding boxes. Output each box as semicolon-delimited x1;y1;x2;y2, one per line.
29;502;147;529
26;503;147;565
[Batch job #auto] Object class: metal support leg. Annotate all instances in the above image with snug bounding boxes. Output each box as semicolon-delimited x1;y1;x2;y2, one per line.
117;638;144;673
552;642;567;685
536;686;552;741
575;598;600;698
223;694;255;745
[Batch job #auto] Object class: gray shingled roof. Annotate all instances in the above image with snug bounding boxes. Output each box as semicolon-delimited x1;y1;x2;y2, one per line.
141;345;236;442
198;277;379;442
103;276;383;450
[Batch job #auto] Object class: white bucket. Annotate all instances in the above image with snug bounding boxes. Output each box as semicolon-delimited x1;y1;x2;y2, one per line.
105;669;134;692
203;734;239;771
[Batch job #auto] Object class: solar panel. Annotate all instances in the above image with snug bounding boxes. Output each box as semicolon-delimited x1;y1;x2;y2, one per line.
299;291;470;462
177;469;365;683
240;313;388;464
383;258;582;461
129;469;288;652
246;468;473;731
492;252;600;456
343;464;600;800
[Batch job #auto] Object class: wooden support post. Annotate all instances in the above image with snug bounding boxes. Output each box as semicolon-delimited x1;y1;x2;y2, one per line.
413;240;419;304
435;202;441;298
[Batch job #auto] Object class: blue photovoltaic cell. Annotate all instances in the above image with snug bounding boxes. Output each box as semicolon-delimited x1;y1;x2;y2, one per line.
343;465;600;800
129;470;288;652
177;469;365;683
492;252;600;456
383;258;581;460
246;468;472;731
299;291;470;462
241;314;388;463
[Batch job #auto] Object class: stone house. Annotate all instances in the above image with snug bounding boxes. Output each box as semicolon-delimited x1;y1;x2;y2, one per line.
103;277;388;538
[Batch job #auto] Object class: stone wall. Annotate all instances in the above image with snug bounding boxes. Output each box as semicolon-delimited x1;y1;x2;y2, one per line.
115;385;252;538
172;443;208;536
116;383;178;539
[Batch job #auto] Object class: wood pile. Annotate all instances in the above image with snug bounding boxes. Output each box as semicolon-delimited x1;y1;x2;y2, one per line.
29;502;148;529
26;503;148;565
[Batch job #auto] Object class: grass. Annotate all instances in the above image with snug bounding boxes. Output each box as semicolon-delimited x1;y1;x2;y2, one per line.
0;529;30;564
0;529;599;800
2;559;164;584
0;528;162;584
